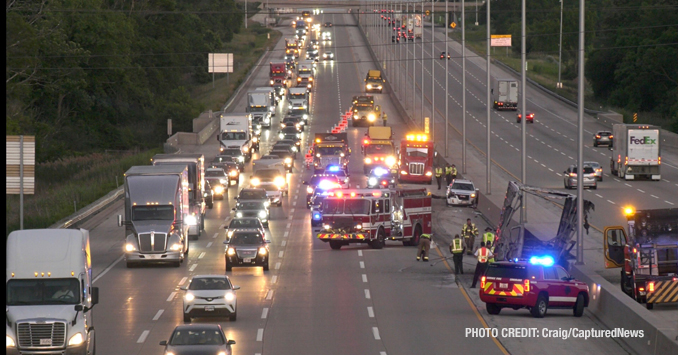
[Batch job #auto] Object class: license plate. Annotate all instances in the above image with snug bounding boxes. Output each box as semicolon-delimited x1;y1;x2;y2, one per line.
499;283;508;289
243;258;252;263
146;254;162;259
40;339;52;346
204;306;215;312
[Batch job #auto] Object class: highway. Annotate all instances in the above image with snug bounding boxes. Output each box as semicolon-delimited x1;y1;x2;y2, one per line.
67;10;671;355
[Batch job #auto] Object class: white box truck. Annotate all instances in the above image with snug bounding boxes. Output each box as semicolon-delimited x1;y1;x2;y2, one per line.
414;14;422;39
219;113;254;161
246;91;273;129
493;78;519;110
6;229;100;355
610;124;661;180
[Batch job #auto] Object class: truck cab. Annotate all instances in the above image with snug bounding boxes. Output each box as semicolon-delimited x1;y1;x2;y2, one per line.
351;95;380;127
362;126;396;174
397;134;434;183
365;70;385;93
219;113;254;161
312;133;350;173
246;91;273;129
269;61;288;97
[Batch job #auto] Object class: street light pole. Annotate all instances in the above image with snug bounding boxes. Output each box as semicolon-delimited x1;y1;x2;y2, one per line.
576;0;586;265
521;0;527;230
445;0;449;157
557;0;564;89
462;0;467;173
431;0;435;142
421;1;424;130
486;0;491;194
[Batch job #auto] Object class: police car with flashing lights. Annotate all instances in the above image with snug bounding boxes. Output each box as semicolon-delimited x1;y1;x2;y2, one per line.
303;174;341;207
479;256;590;318
323;166;350;188
367;167;396;188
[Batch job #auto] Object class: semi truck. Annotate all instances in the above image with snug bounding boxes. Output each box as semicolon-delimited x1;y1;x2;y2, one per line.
6;229;100;355
610;124;661;180
397;133;435;183
269;61;288;97
219;113;254;161
363;126;396;174
312;133;350;173
364;70;385;93
119;165;191;267
246;91;273;128
414;14;422;39
151;153;207;238
317;188;432;250
492;78;519;110
603;207;678;309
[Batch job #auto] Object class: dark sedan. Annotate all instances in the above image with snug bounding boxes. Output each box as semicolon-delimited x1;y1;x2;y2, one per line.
159;324;235;355
224;230;271;271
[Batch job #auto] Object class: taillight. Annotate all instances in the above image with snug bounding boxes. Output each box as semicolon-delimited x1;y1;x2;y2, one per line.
570;173;576;177
524;279;530;292
596;135;601;139
481;276;486;289
648;282;655;292
609;135;613;138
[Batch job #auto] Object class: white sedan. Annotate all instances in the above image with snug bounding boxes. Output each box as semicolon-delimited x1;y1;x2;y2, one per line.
181;275;240;322
323;52;335;60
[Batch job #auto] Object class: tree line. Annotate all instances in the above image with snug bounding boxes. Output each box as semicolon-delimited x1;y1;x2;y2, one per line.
6;0;247;162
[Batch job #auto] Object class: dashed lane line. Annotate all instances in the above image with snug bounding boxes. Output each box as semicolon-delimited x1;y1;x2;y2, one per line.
166;292;176;302
360;261;365;268
372;327;381;340
362;274;368;283
189;264;197;272
152;309;164;321
206;242;212;248
358;250;363;257
136;330;150;343
275;262;281;270
279;251;284;258
198;252;206;259
365;289;371;299
368;306;374;318
261;308;269;319
178;277;187;286
272;275;278;284
266;290;274;300
256;329;264;342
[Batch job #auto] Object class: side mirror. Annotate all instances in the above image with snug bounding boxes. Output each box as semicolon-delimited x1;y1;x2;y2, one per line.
74;305;83;311
117;215;123;227
233;286;241;291
180;286;187;291
223;240;229;244
159;340;167;346
227;340;236;345
91;287;99;306
265;239;272;243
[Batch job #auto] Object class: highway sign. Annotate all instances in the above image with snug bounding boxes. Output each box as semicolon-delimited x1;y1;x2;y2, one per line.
490;34;512;47
425;10;430;16
450;22;456;29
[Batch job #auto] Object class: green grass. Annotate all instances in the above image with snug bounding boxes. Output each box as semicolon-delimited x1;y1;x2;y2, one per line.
6;148;161;235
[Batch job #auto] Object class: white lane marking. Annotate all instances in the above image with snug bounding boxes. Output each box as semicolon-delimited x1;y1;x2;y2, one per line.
189;264;198;272
368;306;374;318
266;290;274;300
281;240;287;247
272;275;278;284
595;194;602;198
275;262;281;270
625;183;632;187
651;195;659;199
279;251;284;258
637;189;645;193
381;352;387;355
294;194;298;199
290;208;295;213
261;308;269;319
257;329;264;342
373;327;381;340
213;233;218;239
178;277;188;286
360;261;365;269
293;201;297;206
365;289;371;299
548;168;553;172
219;224;225;229
206;242;213;248
152;309;164;321
362;274;368;283
358;250;363;257
288;215;293;220
666;201;675;205
137;330;150;343
284;231;289;237
167;292;176;302
662;179;670;182
93;255;124;284
541;164;546;168
198;252;206;259
286;223;291;229
607;200;616;204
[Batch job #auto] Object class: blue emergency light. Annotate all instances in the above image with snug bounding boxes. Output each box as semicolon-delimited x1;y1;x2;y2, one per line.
313;213;321;220
327;165;340;172
529;255;555;267
317;179;337;190
373;167;388;176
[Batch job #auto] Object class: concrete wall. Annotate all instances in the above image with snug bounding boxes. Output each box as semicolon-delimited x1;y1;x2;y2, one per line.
192;110;215;133
197;113;220;145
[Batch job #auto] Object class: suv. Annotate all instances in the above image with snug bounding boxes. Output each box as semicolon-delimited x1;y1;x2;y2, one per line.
446;179;479;207
479;258;590;318
224;230;270;271
593;131;613;147
205;168;229;200
563;165;597;189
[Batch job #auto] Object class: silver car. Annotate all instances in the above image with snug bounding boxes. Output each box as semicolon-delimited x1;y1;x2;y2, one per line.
563;165;597;189
584;161;603;181
446;179;479;207
181;275;240;322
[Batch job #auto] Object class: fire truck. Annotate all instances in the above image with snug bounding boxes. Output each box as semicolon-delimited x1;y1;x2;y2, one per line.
312;133;350;173
397;134;435;184
603;207;678;309
317;188;431;250
269;62;287;96
362;126;396;174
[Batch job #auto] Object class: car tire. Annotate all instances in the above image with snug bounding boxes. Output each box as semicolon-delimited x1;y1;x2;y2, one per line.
263;262;269;271
592;185;597;190
593;142;598;147
183;313;191;323
264;222;269;228
531;294;548;318
407;226;421;247
225;258;232;272
573;294;585;317
229;312;237;321
646;302;654;310
329;241;342;250
173;261;181;267
486;303;501;315
126;261;135;268
370;228;386;249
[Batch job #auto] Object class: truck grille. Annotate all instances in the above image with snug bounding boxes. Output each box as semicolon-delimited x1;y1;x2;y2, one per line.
17;322;66;348
236;249;258;259
138;233;167;252
409;163;424;175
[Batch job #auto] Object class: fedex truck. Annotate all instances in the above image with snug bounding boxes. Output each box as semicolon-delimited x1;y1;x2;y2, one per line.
610;124;661;180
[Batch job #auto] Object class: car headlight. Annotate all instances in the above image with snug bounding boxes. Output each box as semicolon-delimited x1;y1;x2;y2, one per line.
285;158;292;164
291;146;298;152
367;84;372;89
279;134;284;139
385;156;396;166
185;214;197;225
185;293;195;301
425;171;432;176
125;243;136;252
251;177;261;186
227;247;236;256
368;114;376;121
241;146;248;153
237;156;244;162
259;247;268;255
170;243;182;251
219;179;227;184
355;224;362;230
377;85;382;89
229;170;238;177
236;212;243;218
323;224;331;230
259;210;267;218
303;114;309;119
264;117;270;123
68;333;84;346
307;186;314;194
471;193;476;198
6;335;16;347
365;157;372;164
253;136;258;142
274;176;285;187
227;230;234;238
264;201;270;207
225;292;235;302
369;177;377;186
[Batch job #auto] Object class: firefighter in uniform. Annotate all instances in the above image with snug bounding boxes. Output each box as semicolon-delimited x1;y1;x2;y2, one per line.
482;227;495;247
470;241;494;288
445;164;454;186
416;233;432;261
451;164;458;180
382;112;388;126
449;234;466;274
435;166;443;190
461;218;478;255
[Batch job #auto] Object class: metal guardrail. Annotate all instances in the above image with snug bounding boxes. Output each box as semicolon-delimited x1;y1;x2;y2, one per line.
49;186;124;229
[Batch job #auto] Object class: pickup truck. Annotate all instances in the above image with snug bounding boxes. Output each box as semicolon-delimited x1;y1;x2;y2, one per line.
253;155;286;172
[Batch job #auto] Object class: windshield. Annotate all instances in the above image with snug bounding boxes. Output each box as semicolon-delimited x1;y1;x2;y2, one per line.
310;176;338;185
7;278;80;305
571;167;595;174
298;69;312;75
221;132;247;141
451;183;474;191
289;93;306;99
219;149;241;157
485;264;528;279
239;190;266;199
205;170;225;177
238;202;265;210
584;162;601;169
229;219;259;229
322;199;343;214
249;106;268;112
170;329;225;346
255;170;280;180
230;233;264;245
322;199;370;214
406;147;429;158
365;144;393;155
132;205;174;221
188;277;231;290
316;146;344;155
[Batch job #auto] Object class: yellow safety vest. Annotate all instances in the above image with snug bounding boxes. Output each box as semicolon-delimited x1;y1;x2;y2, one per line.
488;246;496;263
451;167;457;175
435;168;443;177
445;167;452;175
477;247;489;263
483;232;495;245
451;239;464;254
421;234;431;240
383;113;388;120
462;223;477;238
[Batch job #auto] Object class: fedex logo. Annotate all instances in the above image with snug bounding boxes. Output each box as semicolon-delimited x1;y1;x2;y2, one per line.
630;136;657;145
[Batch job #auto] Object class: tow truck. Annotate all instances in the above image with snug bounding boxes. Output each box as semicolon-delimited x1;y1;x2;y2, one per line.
317;188;431;250
362;126;396;174
351;95;381;127
312;133;350;173
396;133;434;183
603;207;678;309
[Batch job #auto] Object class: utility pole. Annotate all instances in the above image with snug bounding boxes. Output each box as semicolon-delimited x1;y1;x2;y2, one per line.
462;0;467;173
431;0;435;142
245;0;248;29
485;0;491;194
557;0;564;89
576;0;586;265
445;1;449;157
421;1;424;130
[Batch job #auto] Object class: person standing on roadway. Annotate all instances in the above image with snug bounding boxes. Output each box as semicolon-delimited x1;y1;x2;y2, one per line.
416;233;432;261
382;112;388;126
470;241;494;289
435;166;443;190
445;164;454;186
482;227;495;246
449;234;466;274
461;218;478;255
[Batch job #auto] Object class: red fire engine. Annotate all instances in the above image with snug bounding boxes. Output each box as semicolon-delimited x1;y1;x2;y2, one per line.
317;188;431;250
397;134;435;184
269;62;287;89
